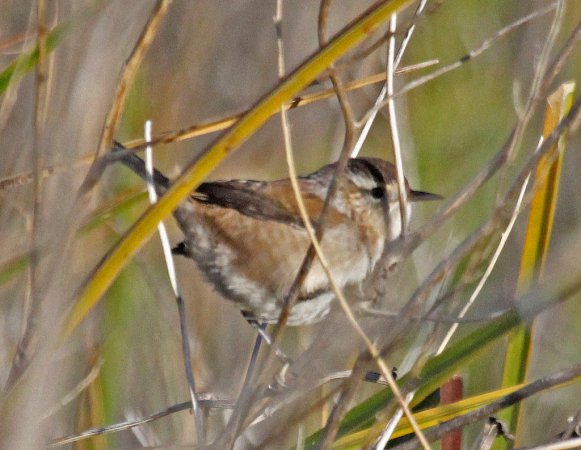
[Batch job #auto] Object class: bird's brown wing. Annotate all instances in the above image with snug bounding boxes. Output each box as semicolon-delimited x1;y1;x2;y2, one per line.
193;180;307;229
193;179;347;229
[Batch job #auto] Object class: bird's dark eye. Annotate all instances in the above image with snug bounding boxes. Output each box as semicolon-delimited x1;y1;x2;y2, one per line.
370;187;384;199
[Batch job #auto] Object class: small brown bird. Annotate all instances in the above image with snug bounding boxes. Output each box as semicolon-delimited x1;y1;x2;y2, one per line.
117;144;440;325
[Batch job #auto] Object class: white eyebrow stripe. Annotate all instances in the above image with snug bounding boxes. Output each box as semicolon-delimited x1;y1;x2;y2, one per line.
349;172;378;190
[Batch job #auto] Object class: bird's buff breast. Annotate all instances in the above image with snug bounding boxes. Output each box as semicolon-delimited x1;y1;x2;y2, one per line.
178;203;375;324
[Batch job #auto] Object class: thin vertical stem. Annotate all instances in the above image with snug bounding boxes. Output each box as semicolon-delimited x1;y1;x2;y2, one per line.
7;0;50;388
385;13;408;234
143;121;205;446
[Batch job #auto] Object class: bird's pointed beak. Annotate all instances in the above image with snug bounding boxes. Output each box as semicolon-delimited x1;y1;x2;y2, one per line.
408;189;443;202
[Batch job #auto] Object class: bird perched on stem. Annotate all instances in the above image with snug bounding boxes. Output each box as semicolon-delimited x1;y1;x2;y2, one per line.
116;144;440;325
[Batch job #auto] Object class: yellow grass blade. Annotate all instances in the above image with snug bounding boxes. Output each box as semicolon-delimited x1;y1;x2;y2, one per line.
497;82;575;448
341;385;525;448
333;370;581;449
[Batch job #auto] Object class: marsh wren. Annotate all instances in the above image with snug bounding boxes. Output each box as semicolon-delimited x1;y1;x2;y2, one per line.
117;144;440;325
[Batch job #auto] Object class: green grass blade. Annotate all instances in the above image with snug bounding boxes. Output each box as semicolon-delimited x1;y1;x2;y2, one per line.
302;310;523;449
0;24;68;94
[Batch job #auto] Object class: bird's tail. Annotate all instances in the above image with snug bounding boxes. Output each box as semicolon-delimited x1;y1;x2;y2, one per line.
113;142;193;257
112;141;171;192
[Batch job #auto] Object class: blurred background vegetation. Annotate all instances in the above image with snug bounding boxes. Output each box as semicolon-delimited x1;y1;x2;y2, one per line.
0;1;580;449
